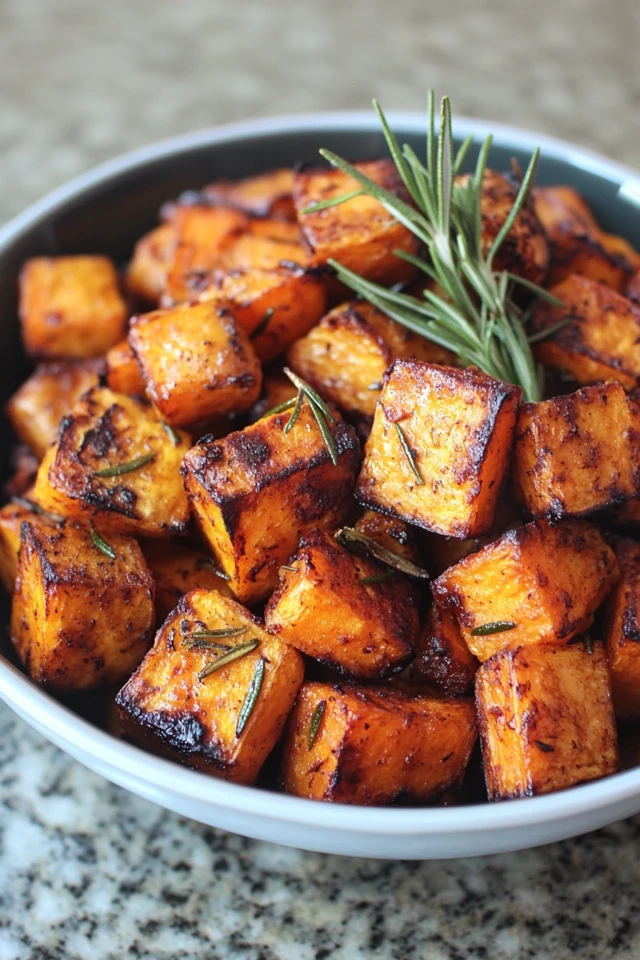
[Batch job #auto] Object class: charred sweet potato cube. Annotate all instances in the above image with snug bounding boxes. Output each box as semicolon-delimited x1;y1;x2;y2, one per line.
476;641;618;799
32;386;191;537
11;520;154;692
411;603;478;695
202;168;295;220
281;682;477;804
141;540;234;620
105;339;146;396
294;159;417;286
126;223;177;304
5;358;103;459
116;588;304;784
354;509;422;564
456;169;549;286
265;529;419;679
287;301;455;423
164;205;249;303
19;256;127;359
531;275;640;390
512;382;640;519
0;496;63;591
129;301;262;427
604;538;640;720
200;268;327;363
433;518;619;661
356;360;520;538
534;185;640;290
182;400;360;606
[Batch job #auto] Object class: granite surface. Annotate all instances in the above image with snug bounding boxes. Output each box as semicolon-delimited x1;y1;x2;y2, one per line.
2;1;640;957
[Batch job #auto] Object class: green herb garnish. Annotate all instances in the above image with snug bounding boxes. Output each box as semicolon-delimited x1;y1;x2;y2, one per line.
359;570;395;585
198;638;260;681
11;496;64;525
336;527;429;579
162;421;182;446
393;421;425;485
236;657;265;736
307;699;327;750
263;397;297;418
283;368;338;466
302;92;566;402
534;740;555;753
470;621;517;637
90;526;116;560
94;453;155;478
195;557;231;580
185;627;248;641
250;308;274;341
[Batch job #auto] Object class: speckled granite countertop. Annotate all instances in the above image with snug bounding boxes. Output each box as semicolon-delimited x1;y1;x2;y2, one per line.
2;1;640;957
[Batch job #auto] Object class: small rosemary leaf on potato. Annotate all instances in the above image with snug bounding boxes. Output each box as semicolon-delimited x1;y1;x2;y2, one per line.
198;639;260;681
236;657;265;737
250;307;274;341
186;627;247;640
94;452;156;478
470;621;517;637
90;526;116;560
307;699;326;750
162;421;182;446
393;421;425;485
335;527;430;580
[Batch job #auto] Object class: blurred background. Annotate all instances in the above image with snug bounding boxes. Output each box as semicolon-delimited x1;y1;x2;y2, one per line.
1;0;639;225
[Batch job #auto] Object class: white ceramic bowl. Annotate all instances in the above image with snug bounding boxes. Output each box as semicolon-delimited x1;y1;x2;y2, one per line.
2;112;640;859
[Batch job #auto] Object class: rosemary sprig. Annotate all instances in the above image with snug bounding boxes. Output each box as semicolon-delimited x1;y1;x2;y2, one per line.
198;638;260;681
282;368;339;466
94;453;155;478
307;699;327;750
302;92;562;402
470;620;517;637
393;422;425;485
185;627;248;641
236;657;265;736
90;525;116;560
359;569;395;585
162;421;181;446
11;496;64;525
250;307;274;340
336;527;430;579
263;397;297;418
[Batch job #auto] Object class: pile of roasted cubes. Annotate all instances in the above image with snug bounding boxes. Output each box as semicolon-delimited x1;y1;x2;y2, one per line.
3;158;640;806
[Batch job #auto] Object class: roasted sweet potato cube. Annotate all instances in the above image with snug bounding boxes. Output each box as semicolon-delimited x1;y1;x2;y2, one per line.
294;159;417;286
604;538;640;720
476;641;618;799
33;386;191;537
19;256;127;359
164;206;250;303
457;169;549;285
202;168;295;220
218;218;308;270
512;381;640;519
181;400;360;606
411;603;478;695
11;521;154;692
197;266;327;363
356;360;520;538
0;496;63;591
534;185;640;290
531;275;640;390
281;682;477;804
129;301;262;427
265;529;419;679
116;588;304;784
433;518;619;661
287;301;455;423
5;358;103;459
141;540;233;619
126;223;177;304
105;339;146;396
354;509;422;564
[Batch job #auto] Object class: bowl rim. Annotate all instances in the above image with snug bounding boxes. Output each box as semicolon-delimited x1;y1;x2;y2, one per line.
2;108;640;837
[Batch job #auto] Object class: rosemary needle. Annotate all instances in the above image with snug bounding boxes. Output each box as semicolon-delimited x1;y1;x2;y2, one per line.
94;453;155;478
90;526;116;560
393;422;425;485
336;527;430;579
198;639;260;681
236;657;265;736
307;700;327;750
470;621;517;637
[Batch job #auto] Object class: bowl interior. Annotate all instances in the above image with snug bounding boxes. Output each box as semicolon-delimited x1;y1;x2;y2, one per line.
1;113;639;812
